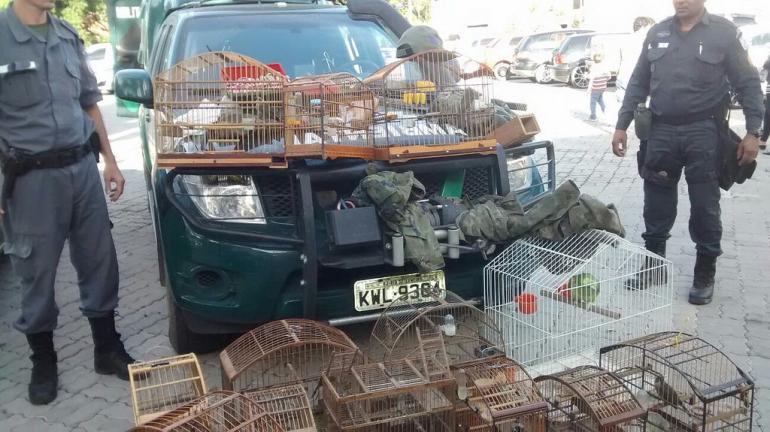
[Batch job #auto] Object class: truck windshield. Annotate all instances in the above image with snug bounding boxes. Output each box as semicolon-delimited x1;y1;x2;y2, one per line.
174;12;398;79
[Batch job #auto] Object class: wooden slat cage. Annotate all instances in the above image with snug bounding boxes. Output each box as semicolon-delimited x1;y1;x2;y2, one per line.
453;355;548;432
219;319;359;405
284;73;375;160
129;354;208;425
128;390;285;432
600;332;754;432
369;290;505;368
154;51;288;168
363;49;498;162
242;383;317;432
534;365;647;432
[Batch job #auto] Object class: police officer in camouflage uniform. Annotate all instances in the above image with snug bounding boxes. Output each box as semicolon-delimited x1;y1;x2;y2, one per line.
613;0;764;305
0;0;139;405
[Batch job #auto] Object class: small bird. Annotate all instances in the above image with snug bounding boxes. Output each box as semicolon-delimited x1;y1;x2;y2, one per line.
654;375;683;408
738;385;751;409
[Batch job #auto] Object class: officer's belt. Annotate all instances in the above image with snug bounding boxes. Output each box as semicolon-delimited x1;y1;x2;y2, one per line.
1;143;93;199
653;105;722;126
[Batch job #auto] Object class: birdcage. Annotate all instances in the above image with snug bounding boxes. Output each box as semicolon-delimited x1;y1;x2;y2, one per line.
219;319;358;405
154;51;288;168
599;332;754;432
370;290;505;368
362;49;499;162
452;355;548;432
242;383;317;432
128;390;285;432
320;354;455;432
284;73;375;160
483;229;674;371
129;354;208;425
534;365;647;431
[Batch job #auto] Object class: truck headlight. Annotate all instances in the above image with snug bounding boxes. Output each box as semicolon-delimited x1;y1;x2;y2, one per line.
178;175;266;224
507;157;534;191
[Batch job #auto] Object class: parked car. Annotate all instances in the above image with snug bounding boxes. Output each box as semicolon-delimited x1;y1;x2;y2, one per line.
550;32;627;89
86;42;116;94
507;29;593;83
115;0;555;353
481;34;524;78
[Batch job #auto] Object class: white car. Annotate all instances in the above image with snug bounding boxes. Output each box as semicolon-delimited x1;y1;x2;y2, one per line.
86;43;115;94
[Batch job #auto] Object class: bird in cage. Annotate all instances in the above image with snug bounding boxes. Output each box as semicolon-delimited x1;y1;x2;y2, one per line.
654;375;684;408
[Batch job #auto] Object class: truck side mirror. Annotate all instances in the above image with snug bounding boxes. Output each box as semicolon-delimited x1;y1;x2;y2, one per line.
115;69;153;107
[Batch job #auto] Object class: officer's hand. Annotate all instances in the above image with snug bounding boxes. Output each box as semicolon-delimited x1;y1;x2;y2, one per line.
612;130;628;157
737;134;760;166
103;162;126;202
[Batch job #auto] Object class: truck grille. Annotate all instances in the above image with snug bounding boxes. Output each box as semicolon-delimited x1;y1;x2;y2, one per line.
257;175;296;219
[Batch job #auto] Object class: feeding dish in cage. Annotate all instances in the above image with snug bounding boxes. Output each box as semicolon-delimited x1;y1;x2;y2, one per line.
484;229;673;368
129;390;285;431
219;319;358;400
363;49;499;162
534;365;646;432
600;331;754;432
370;290;505;368
243;383;316;432
128;354;207;425
453;355;548;431
284;73;376;160
154;51;288;168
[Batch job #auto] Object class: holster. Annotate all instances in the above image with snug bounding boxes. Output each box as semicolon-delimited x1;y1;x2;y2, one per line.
89;132;101;163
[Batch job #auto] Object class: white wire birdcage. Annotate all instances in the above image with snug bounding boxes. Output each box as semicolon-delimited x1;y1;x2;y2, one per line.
154;51;288;168
483;229;673;372
363;49;499;162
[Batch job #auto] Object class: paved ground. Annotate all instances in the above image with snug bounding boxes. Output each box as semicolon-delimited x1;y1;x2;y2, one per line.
1;81;768;431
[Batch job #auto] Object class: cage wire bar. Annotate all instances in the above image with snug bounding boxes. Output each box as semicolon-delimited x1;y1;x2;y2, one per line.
599;332;754;432
242;383;317;432
284;73;375;160
128;390;285;432
534;365;647;432
129;354;208;425
363;49;499;162
219;319;358;405
154;51;288;168
483;229;673;371
453;355;548;432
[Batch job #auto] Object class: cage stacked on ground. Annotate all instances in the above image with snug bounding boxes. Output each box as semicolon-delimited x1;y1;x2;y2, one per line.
600;332;755;431
153;52;289;168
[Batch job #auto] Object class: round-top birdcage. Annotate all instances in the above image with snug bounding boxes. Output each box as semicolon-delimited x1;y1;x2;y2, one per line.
369;290;504;368
284;72;375;160
362;49;499;162
219;319;359;399
600;332;754;432
534;365;646;432
454;355;548;432
129;390;285;432
154;51;288;168
242;383;316;432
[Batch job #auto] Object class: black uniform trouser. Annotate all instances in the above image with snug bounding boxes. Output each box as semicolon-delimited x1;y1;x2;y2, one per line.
639;119;722;257
762;96;770;142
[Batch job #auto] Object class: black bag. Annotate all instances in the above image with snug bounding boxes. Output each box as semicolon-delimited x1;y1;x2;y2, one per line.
718;126;757;191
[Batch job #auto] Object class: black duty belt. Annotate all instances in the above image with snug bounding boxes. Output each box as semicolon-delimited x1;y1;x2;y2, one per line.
1;142;95;199
653;110;717;126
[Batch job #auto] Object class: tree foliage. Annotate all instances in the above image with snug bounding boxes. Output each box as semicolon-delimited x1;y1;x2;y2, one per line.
0;0;108;44
388;0;431;24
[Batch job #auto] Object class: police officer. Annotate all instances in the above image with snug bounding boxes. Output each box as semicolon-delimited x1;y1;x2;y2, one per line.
0;0;139;405
612;0;764;305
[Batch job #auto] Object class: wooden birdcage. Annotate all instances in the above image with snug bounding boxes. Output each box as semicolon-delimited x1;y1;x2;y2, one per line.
154;51;288;168
534;366;647;432
453;356;548;432
370;290;505;368
363;49;498;162
284;73;375;160
242;384;317;432
129;390;285;432
129;354;208;425
219;319;358;405
600;332;754;432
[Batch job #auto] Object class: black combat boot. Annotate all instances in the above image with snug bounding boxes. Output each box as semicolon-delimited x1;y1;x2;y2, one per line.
26;332;58;405
626;240;668;290
88;312;137;381
688;254;717;305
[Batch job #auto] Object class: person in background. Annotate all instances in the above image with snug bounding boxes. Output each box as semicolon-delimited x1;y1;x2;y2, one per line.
762;54;770;153
588;52;610;121
617;17;656;99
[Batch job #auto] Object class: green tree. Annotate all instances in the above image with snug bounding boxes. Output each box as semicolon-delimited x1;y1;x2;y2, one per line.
388;0;431;24
0;0;108;44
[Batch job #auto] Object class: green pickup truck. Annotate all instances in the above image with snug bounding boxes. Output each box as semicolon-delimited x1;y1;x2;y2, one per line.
114;0;555;353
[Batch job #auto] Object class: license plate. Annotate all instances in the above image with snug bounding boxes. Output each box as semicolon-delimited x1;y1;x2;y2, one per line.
354;271;446;312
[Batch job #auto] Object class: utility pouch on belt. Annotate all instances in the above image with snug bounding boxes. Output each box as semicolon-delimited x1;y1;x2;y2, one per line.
634;103;652;141
89;132;101;163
